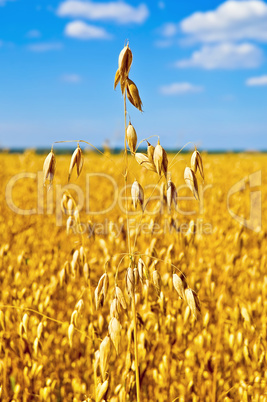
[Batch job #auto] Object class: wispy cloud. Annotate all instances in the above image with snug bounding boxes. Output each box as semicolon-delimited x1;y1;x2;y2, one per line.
160;1;267;44
176;43;263;69
0;0;15;6
57;0;149;24
180;0;267;43
160;82;204;95
65;21;112;40
246;75;267;86
161;23;178;38
26;30;41;39
27;42;63;52
61;74;82;83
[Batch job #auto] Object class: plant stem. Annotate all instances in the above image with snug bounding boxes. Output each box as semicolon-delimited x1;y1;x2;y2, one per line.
132;292;141;402
123;91;140;401
124;91;131;256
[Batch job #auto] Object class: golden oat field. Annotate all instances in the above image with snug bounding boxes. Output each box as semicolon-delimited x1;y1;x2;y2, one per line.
0;151;267;402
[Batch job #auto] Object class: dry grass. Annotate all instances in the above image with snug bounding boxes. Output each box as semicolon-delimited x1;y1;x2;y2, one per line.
0;151;267;401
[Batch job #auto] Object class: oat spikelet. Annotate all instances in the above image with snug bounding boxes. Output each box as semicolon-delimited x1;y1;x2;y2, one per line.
138;258;144;284
147;141;155;163
68;144;84;182
152;269;161;297
173;274;185;300
131;180;144;210
61;193;68;213
191;148;204;180
108;317;122;354
184;167;199;200
185;288;201;319
71;310;78;326
153;140;168;178
95;273;109;310
66;216;75;235
100;336;111;381
118;44;132;92
0;310;5;330
95;286;104;311
133;267;139;286
33;337;40;357
22;313;29;335
68;323;75;348
37;322;43;339
43;149;56;187
135;153;157;172
115;286;127;309
67;198;74;215
126;267;135;298
96;380;109;402
76;299;84;313
126;122;137;153
114;68;120;90
110;298;121;320
138;257;149;284
167;179;177;211
126;78;143;111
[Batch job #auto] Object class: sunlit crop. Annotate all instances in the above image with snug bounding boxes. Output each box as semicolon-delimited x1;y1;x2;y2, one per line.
0;42;267;402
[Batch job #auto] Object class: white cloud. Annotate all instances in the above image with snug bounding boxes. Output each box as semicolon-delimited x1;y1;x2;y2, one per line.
176;43;263;69
246;74;267;86
154;39;173;48
26;30;41;38
61;74;82;83
57;0;149;24
161;23;177;37
65;21;112;40
160;82;204;95
0;0;14;6
180;0;267;43
27;42;63;52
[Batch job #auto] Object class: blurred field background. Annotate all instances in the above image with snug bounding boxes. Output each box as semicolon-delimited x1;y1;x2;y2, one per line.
0;151;267;401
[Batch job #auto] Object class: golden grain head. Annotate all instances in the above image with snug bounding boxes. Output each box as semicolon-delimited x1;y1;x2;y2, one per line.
68;144;84;182
153;140;168;178
184;166;199;200
108;317;122;355
115;286;127;310
135;153;157;172
167;180;177;211
99;335;111;381
118;44;132;80
110;297;121;320
152;269;161;297
114;68;120;90
191;149;204;180
137;257;145;284
96;380;109;402
126;78;143;112
131;180;144;210
43;150;56;186
126;267;135;298
147;141;155;164
126;122;137;154
173;274;185;300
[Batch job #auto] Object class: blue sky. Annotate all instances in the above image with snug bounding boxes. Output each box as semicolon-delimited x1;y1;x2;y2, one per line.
0;0;267;150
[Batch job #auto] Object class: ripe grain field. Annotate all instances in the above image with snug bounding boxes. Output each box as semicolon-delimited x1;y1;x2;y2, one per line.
0;151;267;401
